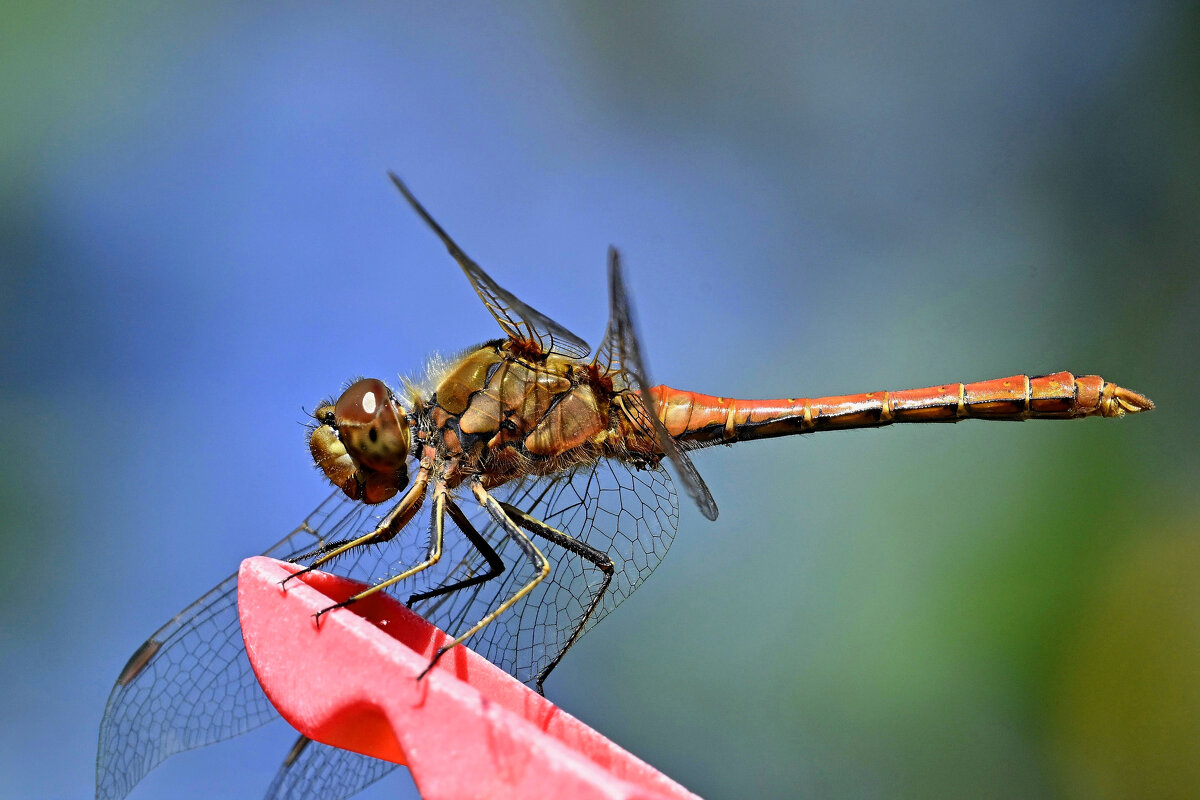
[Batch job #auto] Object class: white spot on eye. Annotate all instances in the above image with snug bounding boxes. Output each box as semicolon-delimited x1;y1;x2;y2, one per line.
361;391;377;414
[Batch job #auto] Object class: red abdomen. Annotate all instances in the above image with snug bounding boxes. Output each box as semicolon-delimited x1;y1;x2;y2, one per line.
649;372;1153;447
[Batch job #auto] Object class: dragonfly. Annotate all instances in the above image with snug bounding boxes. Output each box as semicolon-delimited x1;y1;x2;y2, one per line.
96;174;1154;800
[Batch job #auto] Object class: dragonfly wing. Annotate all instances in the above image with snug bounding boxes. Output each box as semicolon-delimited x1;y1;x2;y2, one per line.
263;736;396;800
95;491;417;800
406;459;679;687
98;463;677;798
596;247;719;520
388;173;591;359
257;451;681;790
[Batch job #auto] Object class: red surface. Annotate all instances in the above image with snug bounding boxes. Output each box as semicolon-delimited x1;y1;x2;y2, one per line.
237;556;700;800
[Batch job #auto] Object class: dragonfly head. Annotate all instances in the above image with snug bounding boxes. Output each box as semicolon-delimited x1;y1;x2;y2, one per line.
309;378;411;504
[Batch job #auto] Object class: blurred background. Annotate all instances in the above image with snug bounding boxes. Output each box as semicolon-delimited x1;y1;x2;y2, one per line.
2;2;1196;799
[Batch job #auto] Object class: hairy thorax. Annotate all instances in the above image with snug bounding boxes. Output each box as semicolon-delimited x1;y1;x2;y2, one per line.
421;341;641;487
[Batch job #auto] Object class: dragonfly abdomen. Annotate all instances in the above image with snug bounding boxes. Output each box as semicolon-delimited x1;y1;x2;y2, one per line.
651;371;1153;447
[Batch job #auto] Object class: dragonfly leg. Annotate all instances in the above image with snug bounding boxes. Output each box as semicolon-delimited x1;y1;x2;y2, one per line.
498;501;614;696
280;733;310;770
417;479;551;680
313;477;447;622
283;462;430;586
405;497;506;607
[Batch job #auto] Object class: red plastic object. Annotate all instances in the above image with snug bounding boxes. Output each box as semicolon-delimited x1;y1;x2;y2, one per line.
237;556;700;800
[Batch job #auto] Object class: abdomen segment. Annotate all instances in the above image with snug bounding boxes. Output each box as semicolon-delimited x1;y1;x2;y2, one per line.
650;372;1154;447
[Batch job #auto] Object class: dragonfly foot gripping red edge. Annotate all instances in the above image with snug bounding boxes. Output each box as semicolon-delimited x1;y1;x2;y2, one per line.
237;556;700;800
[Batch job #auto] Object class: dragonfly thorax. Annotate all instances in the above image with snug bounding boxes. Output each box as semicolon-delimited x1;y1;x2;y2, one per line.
309;377;412;504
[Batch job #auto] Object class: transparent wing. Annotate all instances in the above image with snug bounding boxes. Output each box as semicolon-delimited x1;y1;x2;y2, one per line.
595;247;718;520
255;458;678;792
408;457;679;684
388;173;590;359
264;736;396;800
95;491;409;800
98;454;678;798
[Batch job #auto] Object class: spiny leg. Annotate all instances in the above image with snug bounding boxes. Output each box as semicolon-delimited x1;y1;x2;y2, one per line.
284;463;431;587
498;501;614;696
417;479;551;680
314;476;449;623
406;497;506;607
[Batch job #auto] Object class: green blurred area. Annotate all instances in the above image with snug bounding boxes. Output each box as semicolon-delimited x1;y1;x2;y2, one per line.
1054;522;1200;800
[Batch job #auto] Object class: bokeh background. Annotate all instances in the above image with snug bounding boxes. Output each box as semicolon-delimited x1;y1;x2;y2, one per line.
2;3;1196;799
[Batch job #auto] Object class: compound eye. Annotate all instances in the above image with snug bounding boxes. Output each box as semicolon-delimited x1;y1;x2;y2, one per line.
334;379;391;425
333;378;410;473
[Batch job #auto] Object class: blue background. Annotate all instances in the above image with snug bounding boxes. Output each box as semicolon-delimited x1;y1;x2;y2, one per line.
2;3;1196;798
